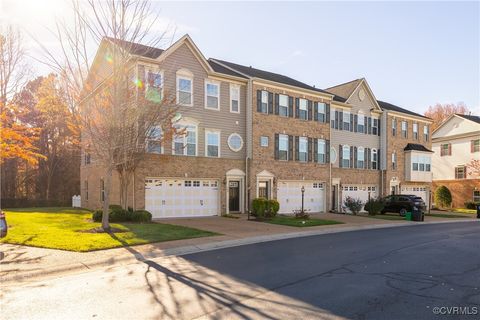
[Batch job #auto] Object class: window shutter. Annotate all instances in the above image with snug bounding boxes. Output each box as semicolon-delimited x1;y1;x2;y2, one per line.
448;143;452;156
313;102;318;121
295;98;300;118
295;136;300;161
326;140;330;163
368;117;372;134
354;115;358;132
314;138;318;162
393;119;397;136
377;149;381;170
350;113;354;132
308;137;313;162
364;150;367;169
377;119;381;136
353;146;357;168
256;90;262;112
350;146;354;168
288;96;293;117
274;134;279;160
274;94;279;115
339;144;343;168
308;101;313;121
367;148;371;169
268;92;273;114
335;110;339;129
472;140;474;153
326;104;330;123
339;112;344;130
364;116;368;134
288;135;293;161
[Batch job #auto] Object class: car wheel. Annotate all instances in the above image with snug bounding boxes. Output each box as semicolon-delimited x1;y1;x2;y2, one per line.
399;208;407;216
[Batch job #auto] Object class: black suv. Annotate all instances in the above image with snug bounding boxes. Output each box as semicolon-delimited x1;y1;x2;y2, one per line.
382;195;426;216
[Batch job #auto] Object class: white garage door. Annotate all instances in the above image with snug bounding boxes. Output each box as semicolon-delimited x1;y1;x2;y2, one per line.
401;185;429;207
277;181;325;214
342;185;378;212
145;178;219;218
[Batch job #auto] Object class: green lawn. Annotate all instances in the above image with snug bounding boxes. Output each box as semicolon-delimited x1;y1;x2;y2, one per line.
262;215;343;227
0;208;218;252
425;213;472;219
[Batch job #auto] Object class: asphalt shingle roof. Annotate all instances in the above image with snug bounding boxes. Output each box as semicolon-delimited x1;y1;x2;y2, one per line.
377;100;430;119
208;60;248;78
104;37;164;59
404;143;433;153
324;79;363;101
456;114;480;124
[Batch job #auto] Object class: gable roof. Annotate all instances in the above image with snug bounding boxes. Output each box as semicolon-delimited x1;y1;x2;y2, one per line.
404;143;433;153
456;113;480;124
209;58;331;95
325;79;363;100
104;37;164;59
208;60;248;78
377;100;430;120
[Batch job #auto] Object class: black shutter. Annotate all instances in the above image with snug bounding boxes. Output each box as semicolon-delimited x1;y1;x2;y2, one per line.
326;140;330;163
364;116;368;134
353;146;357;168
274;134;279;160
256;90;262;112
368;117;372;134
354;115;358;132
350;146;354;168
288;96;293;117
350;113;354;132
377;119;381;136
367;148;371;169
335;110;339;129
288;135;293;161
308;137;313;162
295;136;299;161
314;138;318;162
339;111;344;130
339;144;343;168
308;101;312;121
295;98;300;118
377;149;381;170
268;92;273;114
313;102;318;121
326;104;330;123
274;94;279;115
364;149;367;169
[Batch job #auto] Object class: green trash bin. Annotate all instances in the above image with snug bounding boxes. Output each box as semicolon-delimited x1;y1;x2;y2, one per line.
405;212;412;221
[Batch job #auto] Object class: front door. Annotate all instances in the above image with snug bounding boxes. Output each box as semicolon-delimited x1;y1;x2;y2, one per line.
229;181;240;212
258;181;269;199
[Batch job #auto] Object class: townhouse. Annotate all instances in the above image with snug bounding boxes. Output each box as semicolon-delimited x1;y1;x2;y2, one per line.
432;114;480;207
80;34;434;217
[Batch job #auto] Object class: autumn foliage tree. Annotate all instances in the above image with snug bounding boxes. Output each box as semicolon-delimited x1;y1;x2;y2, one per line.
424;102;470;131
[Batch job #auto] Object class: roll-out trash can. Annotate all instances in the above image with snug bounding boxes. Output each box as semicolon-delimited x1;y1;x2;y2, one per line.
405;212;412;221
412;206;424;222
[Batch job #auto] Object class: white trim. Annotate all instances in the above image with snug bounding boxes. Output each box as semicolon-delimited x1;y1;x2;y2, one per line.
172;122;198;156
176;69;193;107
205;79;220;110
227;133;244;152
205;129;221;157
229;83;240;114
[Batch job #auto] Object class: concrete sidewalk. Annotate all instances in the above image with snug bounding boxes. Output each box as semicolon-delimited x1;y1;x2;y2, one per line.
0;212;476;285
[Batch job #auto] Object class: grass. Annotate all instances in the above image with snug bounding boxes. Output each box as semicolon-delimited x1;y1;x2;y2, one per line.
262;215;343;227
425;213;472;219
452;208;477;214
1;207;219;252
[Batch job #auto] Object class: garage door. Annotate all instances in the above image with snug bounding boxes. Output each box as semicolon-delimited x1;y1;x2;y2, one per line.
401;185;429;208
277;181;325;214
145;178;219;218
342;185;378;212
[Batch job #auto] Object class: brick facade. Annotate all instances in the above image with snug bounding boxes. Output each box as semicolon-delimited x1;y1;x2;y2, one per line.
432;179;480;208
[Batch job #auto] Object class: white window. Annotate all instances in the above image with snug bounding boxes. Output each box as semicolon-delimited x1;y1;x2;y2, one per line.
146;126;163;154
317;103;326;122
392;152;396;170
473;191;480;202
205;80;220;110
279;94;288;117
260;91;268;113
342;145;350;168
177;74;193;106
371;149;378;169
455;166;466;179
299;98;308;120
343;111;351;131
372;118;378;135
299;137;308;162
230;84;240;113
413;123;418;140
228;133;243;152
260;136;269;147
412;155;419;171
205;130;220;157
173;124;197;156
145;69;163;103
358;114;365;133
424;125;429;141
392;118;397;136
279;134;288;160
317;139;326;163
401;121;408;138
357;147;365;168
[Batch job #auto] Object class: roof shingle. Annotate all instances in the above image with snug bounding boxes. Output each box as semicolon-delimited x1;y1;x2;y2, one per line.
404;143;433;153
378;100;430;120
456;114;480;124
104;37;164;59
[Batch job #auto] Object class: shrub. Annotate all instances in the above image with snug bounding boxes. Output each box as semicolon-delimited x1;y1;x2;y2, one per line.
464;202;478;210
91;209;152;223
132;210;152;223
92;209;104;222
364;197;385;216
109;204;123;212
266;199;280;218
252;198;267;218
343;196;363;215
435;186;452;208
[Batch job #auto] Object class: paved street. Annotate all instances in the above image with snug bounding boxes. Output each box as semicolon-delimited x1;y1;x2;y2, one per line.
2;221;479;320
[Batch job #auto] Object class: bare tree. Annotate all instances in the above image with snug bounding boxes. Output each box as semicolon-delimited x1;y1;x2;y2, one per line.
39;0;178;231
424;102;470;131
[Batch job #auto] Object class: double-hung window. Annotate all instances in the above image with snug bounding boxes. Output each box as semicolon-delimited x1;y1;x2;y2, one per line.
299;137;308;162
440;143;451;156
145;69;163;102
278;134;288;160
205;81;220;110
279;94;288;117
260;91;268;113
473;191;480;202
357;147;365;168
146;126;162;154
317;103;326;122
392;152;396;170
401;121;408;138
299;99;308;120
455;166;466;179
205;130;220;157
412;155;419;171
472;139;480;153
343;111;351;131
342;146;350;168
177;76;193;106
371;149;378;170
392;119;397;136
230;84;240;113
372;118;378;135
413;123;418;140
317;139;326;163
174;124;196;156
357;114;365;133
424;125;429;141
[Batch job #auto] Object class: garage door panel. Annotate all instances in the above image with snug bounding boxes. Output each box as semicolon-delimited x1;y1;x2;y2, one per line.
277;181;325;214
341;185;378;212
401;186;429;207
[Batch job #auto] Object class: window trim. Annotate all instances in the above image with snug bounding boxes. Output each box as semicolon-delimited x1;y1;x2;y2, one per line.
227;133;243;152
473;190;480;202
146;125;163;154
278;134;289;161
342;144;351;168
472;139;480;153
299;98;308;120
317;139;326;164
401;121;408;138
357;146;365;168
229;84;240;114
172;122;198;156
298;136;308;162
317;102;326;122
391;152;396;170
455;166;466;179
204;79;220;110
413;123;418;140
205;129;221;157
279;94;289;117
260;136;269;147
343;111;351;131
260;90;269;114
176;71;193;107
371;148;378;170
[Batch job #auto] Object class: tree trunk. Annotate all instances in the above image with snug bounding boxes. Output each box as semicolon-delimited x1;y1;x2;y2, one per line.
102;166;113;232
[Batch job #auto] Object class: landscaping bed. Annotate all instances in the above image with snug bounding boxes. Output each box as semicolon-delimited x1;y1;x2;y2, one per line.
0;207;219;252
261;215;343;227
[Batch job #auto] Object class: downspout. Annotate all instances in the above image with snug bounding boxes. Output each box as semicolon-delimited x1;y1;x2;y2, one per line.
246;78;253;215
133;170;136;210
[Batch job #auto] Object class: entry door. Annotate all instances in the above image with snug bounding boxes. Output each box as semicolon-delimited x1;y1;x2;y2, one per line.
229;181;240;212
258;181;269;199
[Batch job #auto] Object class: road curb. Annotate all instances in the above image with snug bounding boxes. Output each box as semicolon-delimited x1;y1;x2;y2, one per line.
2;219;477;284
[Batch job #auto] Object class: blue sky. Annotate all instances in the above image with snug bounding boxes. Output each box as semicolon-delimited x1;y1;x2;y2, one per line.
3;0;479;115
